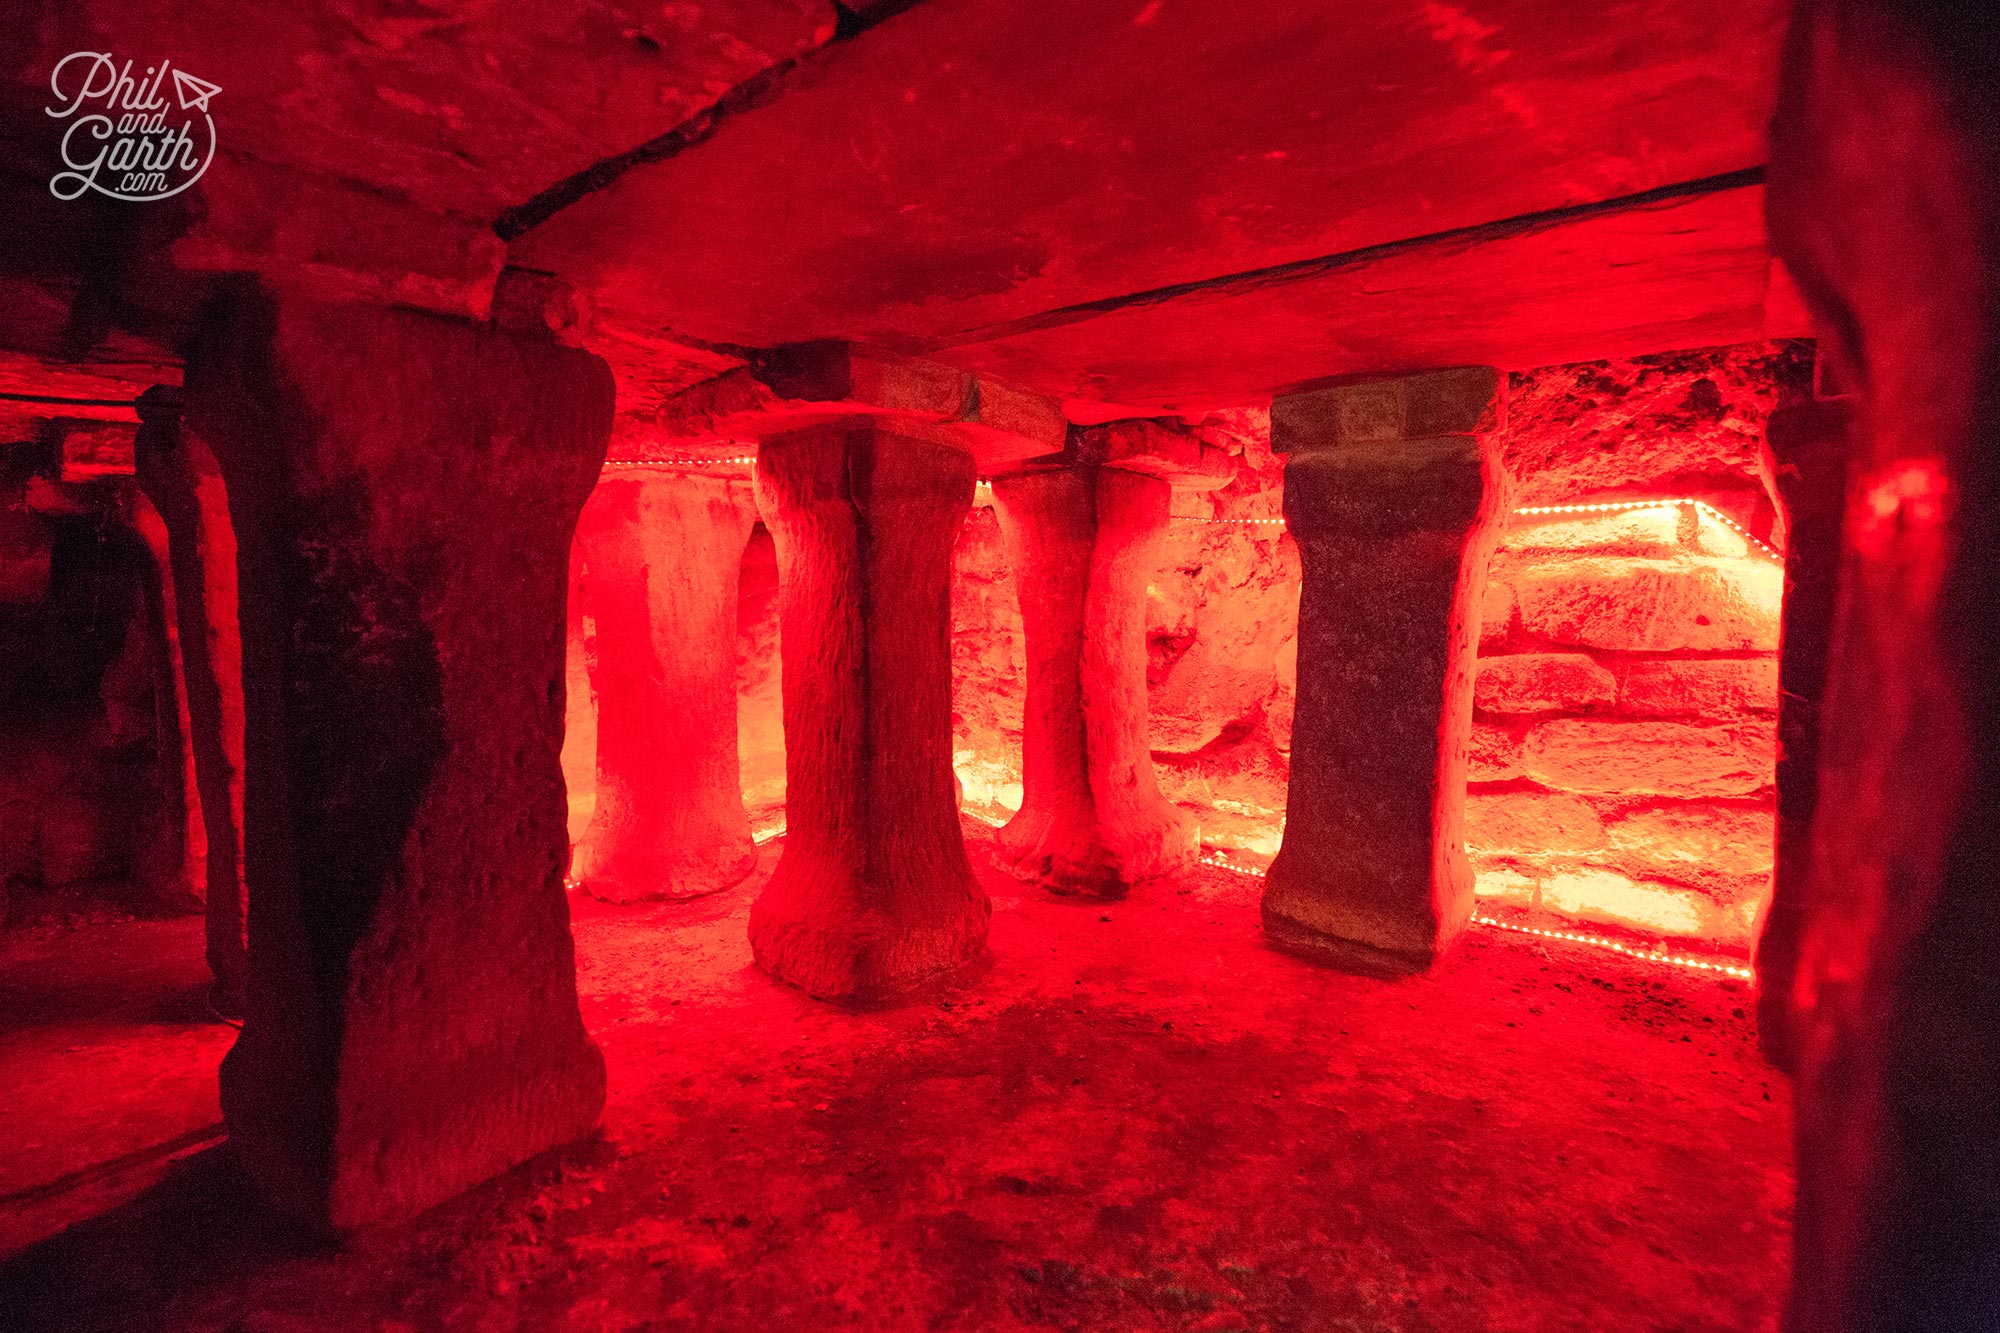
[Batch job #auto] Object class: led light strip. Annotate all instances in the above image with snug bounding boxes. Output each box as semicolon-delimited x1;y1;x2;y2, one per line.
1511;497;1783;562
1471;915;1755;980
1158;496;1785;563
1196;847;1754;981
603;456;757;469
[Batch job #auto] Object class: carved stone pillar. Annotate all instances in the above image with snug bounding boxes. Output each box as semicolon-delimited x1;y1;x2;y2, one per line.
749;426;986;999
1753;395;1854;1070
570;467;758;901
134;387;250;1010
991;462;1197;895
1263;368;1512;972
186;289;609;1230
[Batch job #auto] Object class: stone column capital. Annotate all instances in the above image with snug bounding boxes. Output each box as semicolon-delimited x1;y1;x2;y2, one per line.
1272;366;1506;454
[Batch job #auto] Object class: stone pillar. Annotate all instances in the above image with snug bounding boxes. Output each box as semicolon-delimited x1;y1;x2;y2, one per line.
134;387;250;1011
125;491;204;914
1768;2;2000;1328
186;289;609;1231
991;464;1197;895
749;426;986;998
1754;396;1854;1070
570;467;758;902
1263;368;1512;973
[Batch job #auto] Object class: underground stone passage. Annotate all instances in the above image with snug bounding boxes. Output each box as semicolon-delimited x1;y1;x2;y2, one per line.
3;3;1997;1331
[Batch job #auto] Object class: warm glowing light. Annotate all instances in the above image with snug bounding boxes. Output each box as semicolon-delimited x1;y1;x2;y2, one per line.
1512;498;1783;562
751;821;787;845
603;456;758;468
1196;847;1749;981
1471;915;1754;981
1166;497;1786;563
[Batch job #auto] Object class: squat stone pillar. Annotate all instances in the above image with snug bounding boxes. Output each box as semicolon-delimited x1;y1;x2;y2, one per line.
749;426;986;999
1264;368;1512;973
1754;395;1854;1070
570;466;758;902
134;387;250;1011
186;289;610;1231
991;439;1209;895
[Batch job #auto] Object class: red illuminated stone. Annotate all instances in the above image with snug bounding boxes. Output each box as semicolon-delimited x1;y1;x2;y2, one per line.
991;463;1197;896
749;426;988;998
188;291;609;1230
134;390;250;1010
1263;367;1513;972
570;469;758;903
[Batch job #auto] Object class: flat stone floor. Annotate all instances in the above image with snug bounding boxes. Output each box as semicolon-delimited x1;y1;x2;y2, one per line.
1;821;1793;1332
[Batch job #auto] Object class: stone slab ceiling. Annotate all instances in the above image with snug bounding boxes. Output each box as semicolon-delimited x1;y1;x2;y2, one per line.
512;0;1792;409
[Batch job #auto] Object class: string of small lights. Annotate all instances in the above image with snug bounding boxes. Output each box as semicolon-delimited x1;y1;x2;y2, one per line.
602;456;757;469
1196;847;1753;981
1149;496;1786;563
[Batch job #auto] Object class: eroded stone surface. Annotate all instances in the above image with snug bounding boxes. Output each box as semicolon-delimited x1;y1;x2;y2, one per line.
990;465;1197;896
134;392;249;1007
748;427;987;999
1263;369;1512;972
571;469;758;903
189;290;609;1231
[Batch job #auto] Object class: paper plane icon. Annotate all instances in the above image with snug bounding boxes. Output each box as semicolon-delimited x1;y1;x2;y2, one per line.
171;68;221;113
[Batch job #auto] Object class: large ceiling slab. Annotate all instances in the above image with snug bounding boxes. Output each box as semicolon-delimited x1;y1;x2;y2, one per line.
928;182;1781;414
515;0;1788;378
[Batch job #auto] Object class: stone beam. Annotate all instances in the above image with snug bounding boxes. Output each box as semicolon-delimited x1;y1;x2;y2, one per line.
655;343;1066;472
1263;367;1513;973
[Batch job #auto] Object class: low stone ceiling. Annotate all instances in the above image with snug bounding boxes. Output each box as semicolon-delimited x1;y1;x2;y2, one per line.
1;0;1800;427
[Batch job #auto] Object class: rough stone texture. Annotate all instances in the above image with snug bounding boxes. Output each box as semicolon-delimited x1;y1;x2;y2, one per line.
735;525;786;827
1752;396;1853;1070
134;394;249;1006
942;352;1799;952
1263;369;1512;972
1767;4;2000;1326
1503;343;1813;520
1;465;183;922
1473;653;1617;715
125;492;205;922
1468;370;1791;951
1619;657;1781;719
186;290;609;1231
1464;791;1606;856
749;427;987;999
655;347;1066;472
570;469;758;903
989;465;1197;896
1521;719;1776;798
1511;557;1782;652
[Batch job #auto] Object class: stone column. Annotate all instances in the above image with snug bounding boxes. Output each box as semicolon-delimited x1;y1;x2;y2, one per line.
749;426;986;999
134;387;250;1011
991;464;1197;895
1263;368;1512;973
1769;3;2000;1328
1753;396;1854;1070
570;467;758;902
186;289;609;1231
125;492;201;897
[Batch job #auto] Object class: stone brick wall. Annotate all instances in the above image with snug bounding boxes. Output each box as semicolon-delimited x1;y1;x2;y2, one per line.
943;341;1808;956
1468;506;1783;951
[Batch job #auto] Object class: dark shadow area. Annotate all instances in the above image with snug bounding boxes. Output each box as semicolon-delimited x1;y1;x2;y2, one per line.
0;1146;320;1333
